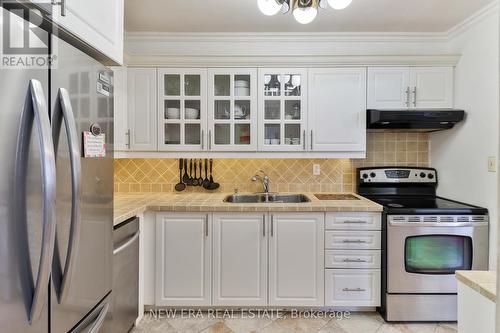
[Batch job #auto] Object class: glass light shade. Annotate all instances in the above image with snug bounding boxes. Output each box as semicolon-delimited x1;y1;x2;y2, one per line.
292;0;318;24
257;0;282;16
327;0;352;10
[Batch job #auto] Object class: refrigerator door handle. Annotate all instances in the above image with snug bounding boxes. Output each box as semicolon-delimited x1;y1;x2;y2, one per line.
51;88;82;304
14;79;57;323
88;302;109;333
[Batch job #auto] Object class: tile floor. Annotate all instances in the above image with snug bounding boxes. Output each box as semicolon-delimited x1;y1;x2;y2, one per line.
131;311;457;333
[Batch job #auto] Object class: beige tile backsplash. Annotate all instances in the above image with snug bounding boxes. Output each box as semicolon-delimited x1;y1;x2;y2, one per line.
114;132;429;193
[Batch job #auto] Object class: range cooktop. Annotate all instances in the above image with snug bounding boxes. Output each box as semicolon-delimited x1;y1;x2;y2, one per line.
365;195;488;215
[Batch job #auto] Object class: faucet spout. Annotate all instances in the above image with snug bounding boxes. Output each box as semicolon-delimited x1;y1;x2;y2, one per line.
251;170;270;193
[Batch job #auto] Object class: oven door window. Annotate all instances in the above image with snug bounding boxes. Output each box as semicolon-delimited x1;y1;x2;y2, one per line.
405;235;472;274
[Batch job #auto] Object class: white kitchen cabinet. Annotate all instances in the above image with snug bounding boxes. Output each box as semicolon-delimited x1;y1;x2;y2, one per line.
258;69;308;151
155;213;211;306
112;66;128;151
157;69;208;151
367;67;410;109
367;67;453;109
212;213;267;306
50;0;124;64
410;67;454;108
269;213;324;306
127;68;157;151
325;269;381;306
208;69;258;151
325;212;381;230
308;68;366;152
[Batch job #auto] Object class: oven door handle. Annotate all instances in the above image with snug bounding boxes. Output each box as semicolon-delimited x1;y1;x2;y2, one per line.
389;221;489;227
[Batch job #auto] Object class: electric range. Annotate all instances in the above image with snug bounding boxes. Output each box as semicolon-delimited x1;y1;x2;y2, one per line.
357;167;489;322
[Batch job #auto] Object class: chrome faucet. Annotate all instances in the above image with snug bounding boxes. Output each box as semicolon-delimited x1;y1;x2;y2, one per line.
251;170;270;193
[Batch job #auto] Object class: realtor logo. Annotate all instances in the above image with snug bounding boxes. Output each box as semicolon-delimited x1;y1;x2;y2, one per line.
1;0;57;68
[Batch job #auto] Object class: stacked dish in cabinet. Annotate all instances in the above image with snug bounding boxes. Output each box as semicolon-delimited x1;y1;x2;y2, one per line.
324;212;382;307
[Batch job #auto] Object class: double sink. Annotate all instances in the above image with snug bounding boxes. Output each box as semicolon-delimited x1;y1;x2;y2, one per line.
224;193;310;204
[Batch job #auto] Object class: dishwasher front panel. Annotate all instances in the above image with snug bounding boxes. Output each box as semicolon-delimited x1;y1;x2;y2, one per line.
110;217;139;333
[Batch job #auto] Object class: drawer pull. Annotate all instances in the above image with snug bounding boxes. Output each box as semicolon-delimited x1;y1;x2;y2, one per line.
342;239;367;244
342;220;368;224
342;258;367;263
342;288;366;292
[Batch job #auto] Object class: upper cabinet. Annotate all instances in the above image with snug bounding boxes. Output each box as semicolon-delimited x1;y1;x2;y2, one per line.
208;69;258;151
308;68;366;152
49;0;124;64
367;67;453;109
157;69;207;151
258;69;308;152
127;68;157;151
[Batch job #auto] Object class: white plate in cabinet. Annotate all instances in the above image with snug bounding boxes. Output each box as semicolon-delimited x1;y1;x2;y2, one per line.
325;269;381;307
325;250;381;269
325;231;381;250
325;212;381;230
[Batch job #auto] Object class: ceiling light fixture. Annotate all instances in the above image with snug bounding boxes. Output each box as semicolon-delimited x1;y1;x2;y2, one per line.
257;0;353;24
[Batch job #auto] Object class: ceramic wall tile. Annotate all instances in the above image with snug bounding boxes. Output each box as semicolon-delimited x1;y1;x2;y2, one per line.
115;132;429;193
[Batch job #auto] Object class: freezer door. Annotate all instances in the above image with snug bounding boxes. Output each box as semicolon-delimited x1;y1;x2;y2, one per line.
50;35;114;333
0;5;54;333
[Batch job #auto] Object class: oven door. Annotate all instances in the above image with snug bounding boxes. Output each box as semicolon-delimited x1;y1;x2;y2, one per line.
387;216;488;294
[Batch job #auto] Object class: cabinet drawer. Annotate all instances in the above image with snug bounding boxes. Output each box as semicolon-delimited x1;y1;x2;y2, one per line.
325;231;381;250
325;250;381;269
326;212;381;230
325;269;381;306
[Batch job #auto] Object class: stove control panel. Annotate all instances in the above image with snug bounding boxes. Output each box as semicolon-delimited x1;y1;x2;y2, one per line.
359;168;437;184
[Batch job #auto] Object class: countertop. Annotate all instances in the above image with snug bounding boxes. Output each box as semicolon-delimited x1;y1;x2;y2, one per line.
114;192;383;226
456;270;496;302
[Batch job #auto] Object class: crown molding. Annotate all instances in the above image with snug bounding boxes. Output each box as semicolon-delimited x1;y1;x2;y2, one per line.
445;0;499;40
124;54;461;68
124;31;449;44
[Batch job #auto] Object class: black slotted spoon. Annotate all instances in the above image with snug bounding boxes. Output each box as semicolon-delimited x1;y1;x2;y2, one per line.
175;159;186;191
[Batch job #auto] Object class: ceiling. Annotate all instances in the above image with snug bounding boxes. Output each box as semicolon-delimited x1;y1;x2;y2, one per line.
125;0;495;33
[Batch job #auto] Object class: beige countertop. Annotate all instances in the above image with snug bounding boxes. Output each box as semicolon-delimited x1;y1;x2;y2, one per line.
456;270;496;303
114;192;383;226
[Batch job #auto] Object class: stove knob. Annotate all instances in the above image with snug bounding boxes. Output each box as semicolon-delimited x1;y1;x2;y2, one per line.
362;173;368;179
420;172;426;178
428;173;434;179
370;172;376;178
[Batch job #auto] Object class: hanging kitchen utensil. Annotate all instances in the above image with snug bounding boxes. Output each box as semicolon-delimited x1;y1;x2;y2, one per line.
174;159;186;192
193;159;198;185
202;159;210;189
197;159;203;186
182;159;189;184
188;159;194;186
206;159;220;190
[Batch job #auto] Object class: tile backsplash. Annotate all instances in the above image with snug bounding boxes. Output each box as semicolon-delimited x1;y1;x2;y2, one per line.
114;133;429;193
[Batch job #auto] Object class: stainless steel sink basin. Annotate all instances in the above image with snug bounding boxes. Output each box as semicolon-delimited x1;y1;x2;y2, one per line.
224;193;310;204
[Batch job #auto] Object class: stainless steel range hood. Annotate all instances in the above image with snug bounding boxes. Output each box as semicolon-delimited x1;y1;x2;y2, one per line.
367;109;465;132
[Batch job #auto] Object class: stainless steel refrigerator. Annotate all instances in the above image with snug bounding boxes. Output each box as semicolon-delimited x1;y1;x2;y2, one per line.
0;3;114;333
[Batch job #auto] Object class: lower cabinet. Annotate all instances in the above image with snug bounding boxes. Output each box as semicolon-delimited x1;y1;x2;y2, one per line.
325;269;381;306
324;212;382;308
155;213;211;306
269;213;325;307
212;213;267;306
153;211;381;308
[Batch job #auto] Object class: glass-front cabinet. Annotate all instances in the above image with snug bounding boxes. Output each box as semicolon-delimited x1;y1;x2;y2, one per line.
208;69;258;151
258;69;308;151
157;69;207;151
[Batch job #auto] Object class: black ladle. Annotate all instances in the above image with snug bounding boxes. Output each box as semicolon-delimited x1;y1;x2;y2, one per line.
193;159;198;185
175;159;186;191
206;159;220;190
202;159;210;189
182;159;189;184
197;159;203;186
188;159;194;186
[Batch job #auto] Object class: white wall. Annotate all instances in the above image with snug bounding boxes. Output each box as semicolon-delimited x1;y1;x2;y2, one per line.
430;7;499;270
